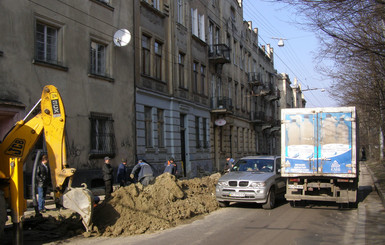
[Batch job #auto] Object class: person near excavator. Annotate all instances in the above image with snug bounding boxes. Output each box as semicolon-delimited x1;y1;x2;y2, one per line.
130;159;154;186
163;157;177;176
117;158;128;187
102;156;113;200
36;154;51;213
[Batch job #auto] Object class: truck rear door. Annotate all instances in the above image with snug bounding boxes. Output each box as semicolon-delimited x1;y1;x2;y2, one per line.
282;108;356;177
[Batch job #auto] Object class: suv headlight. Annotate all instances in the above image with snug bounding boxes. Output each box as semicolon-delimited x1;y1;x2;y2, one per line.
217;181;228;187
250;182;266;187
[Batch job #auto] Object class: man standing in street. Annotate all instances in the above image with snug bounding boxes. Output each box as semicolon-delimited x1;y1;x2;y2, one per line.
36;154;50;213
130;160;154;186
117;158;128;187
102;156;113;200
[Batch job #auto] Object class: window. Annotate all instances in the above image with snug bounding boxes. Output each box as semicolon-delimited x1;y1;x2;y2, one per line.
35;22;58;64
199;14;205;41
153;0;160;10
177;0;184;24
203;118;208;148
208;22;214;52
141;35;151;75
144;106;153;147
193;62;198;93
90;41;106;76
154;41;162;80
191;8;198;36
178;53;185;88
230;7;235;22
200;65;206;95
195;116;200;148
191;8;205;41
157;109;164;148
90;113;115;156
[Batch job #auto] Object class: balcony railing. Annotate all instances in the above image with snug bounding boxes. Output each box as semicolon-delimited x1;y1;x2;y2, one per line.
211;96;233;111
252;111;265;122
247;72;263;86
208;44;231;64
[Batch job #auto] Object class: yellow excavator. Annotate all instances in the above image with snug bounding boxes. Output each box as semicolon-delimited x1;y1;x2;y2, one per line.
0;85;94;243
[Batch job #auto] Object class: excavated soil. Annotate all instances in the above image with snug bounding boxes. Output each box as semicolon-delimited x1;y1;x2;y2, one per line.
3;173;220;244
92;173;221;237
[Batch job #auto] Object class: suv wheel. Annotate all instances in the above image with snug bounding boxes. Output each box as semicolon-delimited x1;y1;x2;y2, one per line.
262;188;275;209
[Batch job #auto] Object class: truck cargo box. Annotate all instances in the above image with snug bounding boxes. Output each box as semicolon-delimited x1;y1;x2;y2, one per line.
281;107;357;178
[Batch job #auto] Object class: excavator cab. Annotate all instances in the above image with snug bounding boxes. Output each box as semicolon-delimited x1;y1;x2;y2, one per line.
0;85;94;243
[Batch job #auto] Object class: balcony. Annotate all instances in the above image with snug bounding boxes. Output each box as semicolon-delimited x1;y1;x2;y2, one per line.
208;44;231;64
252;111;265;123
247;72;263;87
211;96;233;113
266;85;280;101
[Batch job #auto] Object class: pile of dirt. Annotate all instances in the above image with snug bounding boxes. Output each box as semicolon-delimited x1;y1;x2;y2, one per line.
92;173;221;237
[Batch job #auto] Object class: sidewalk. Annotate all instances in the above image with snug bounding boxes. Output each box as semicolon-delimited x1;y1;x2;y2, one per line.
364;160;385;208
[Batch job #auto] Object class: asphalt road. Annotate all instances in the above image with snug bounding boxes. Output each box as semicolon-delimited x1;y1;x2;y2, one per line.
65;163;385;245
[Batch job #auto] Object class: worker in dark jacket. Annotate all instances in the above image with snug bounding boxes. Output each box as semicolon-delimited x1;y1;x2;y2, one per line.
102;156;113;199
36;154;50;213
130;160;154;186
163;157;177;176
117;158;128;187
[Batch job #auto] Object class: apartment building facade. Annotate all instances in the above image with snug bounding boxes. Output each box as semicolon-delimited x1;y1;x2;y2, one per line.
1;0;302;181
0;0;136;185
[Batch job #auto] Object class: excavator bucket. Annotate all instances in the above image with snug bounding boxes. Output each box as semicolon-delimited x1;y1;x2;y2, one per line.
62;186;94;231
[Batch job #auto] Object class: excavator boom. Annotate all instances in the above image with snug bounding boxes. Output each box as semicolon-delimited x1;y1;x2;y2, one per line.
0;85;94;240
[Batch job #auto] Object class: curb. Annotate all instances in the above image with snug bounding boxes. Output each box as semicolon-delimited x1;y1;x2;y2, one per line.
364;162;385;208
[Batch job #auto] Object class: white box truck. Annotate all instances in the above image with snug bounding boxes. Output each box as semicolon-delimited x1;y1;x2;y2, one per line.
281;107;358;207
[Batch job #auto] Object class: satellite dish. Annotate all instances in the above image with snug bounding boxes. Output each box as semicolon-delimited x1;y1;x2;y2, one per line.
113;29;131;47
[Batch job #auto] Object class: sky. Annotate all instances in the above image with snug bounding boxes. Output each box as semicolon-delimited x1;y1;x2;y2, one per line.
242;0;338;108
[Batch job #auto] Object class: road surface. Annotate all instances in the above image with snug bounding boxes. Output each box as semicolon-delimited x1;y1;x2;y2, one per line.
65;163;385;245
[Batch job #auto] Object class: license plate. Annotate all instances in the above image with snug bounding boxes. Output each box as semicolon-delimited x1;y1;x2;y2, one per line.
288;184;304;189
230;192;245;197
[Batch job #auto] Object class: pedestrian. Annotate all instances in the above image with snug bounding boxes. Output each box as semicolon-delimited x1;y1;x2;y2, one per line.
102;156;113;200
117;158;128;187
224;157;235;173
163;157;177;176
130;159;154;186
36;154;50;213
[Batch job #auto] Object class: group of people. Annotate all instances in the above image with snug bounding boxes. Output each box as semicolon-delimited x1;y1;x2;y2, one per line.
102;156;178;199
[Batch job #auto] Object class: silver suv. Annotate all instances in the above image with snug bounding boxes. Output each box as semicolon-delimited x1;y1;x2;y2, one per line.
216;156;285;209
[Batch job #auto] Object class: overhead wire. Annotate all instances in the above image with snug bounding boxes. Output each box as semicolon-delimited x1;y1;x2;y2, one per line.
243;0;325;107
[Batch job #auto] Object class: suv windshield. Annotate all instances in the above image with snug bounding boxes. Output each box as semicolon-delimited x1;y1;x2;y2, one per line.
231;159;274;172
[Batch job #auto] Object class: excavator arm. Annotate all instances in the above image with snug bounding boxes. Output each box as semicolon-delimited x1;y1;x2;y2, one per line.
0;85;94;239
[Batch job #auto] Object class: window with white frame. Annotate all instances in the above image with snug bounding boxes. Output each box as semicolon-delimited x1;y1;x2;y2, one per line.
191;8;205;41
153;0;160;10
90;41;106;76
35;22;58;64
154;41;162;80
90;113;115;156
177;0;184;25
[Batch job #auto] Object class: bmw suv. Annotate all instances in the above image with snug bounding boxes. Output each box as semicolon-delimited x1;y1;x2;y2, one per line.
216;156;285;209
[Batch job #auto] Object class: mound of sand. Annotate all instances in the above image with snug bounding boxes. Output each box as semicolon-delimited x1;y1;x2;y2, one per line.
92;173;221;237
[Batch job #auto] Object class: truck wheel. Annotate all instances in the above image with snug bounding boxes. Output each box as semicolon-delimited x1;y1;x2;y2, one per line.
218;201;229;207
262;188;275;209
0;191;6;240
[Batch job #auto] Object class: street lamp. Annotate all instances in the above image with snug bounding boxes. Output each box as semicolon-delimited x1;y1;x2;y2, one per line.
272;37;287;47
301;87;325;92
